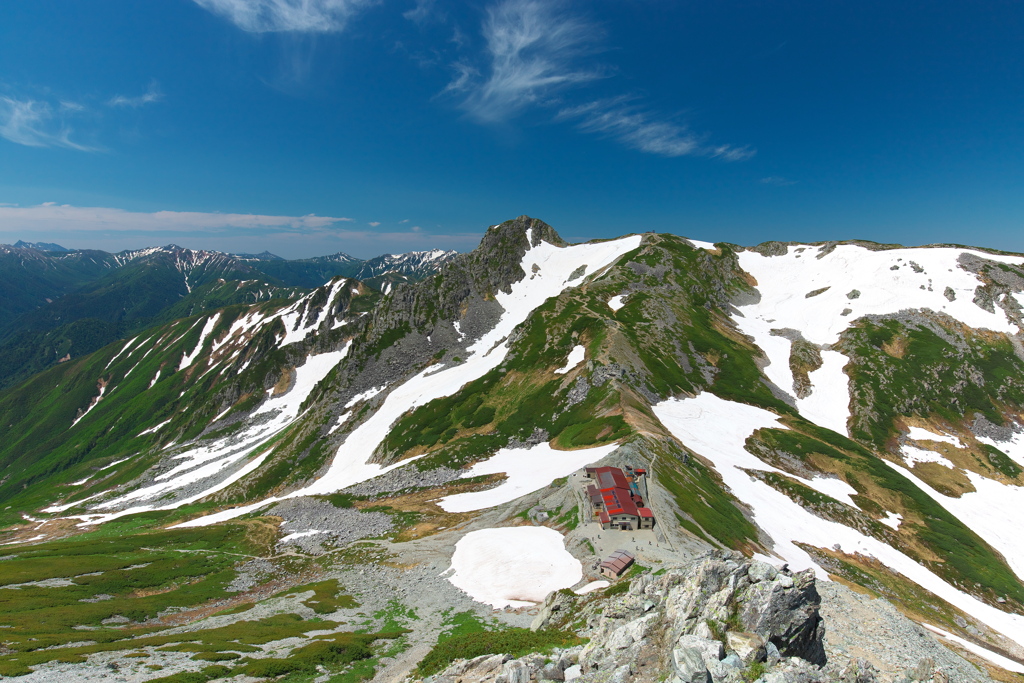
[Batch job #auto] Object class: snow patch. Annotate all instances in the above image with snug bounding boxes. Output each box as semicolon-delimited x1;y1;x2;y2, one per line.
574;580;610;595
923;624;1024;673
607;295;626;311
908;426;964;448
71;383;107;427
447;527;582;608
139;419;172;436
438;442;619;513
554;345;586;375
345;385;386;409
280;530;324;544
880;511;903;529
328;411;351;435
901;445;954;468
74;346;351;526
794;350;851;435
178;314;221;371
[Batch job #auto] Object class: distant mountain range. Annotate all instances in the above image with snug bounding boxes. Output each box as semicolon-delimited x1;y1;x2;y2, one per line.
12;240;72;252
0;242;457;389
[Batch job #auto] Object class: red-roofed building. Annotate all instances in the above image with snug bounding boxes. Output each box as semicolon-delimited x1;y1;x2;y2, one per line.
584;466;655;531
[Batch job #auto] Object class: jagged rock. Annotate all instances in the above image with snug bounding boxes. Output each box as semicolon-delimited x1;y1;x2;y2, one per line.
738;568;825;665
673;647;712;683
606;612;658;650
562;664;582;681
531;589;578;631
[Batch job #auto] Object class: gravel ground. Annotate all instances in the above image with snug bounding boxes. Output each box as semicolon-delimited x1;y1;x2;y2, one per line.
818;580;992;682
271;497;395;555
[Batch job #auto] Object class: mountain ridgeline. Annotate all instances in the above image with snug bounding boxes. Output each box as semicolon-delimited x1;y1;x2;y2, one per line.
0;242;457;389
3;217;1024;681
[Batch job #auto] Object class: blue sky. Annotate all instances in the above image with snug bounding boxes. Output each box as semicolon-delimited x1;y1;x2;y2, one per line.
1;0;1022;259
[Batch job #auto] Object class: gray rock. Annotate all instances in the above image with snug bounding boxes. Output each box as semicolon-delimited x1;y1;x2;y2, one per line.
502;660;531;683
726;631;767;664
738;569;826;665
562;664;582;681
748;561;779;584
678;634;725;664
721;653;744;669
673;647;712;683
907;656;935;681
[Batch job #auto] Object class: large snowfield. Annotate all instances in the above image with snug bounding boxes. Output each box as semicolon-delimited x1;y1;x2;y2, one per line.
445;527;582;608
734;244;1024;435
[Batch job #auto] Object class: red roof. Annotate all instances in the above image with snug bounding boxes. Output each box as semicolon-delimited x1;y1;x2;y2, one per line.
593;466;630;491
601;486;639;518
598;511;610;524
638;507;654;518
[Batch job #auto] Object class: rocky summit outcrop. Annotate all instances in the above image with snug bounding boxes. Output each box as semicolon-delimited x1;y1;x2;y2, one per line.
424;552;883;683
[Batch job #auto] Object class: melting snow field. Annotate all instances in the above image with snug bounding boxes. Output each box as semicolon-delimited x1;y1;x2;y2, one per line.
554;345;586;374
175;233;642;527
734;244;1024;434
438;442;618;513
445;527;582;608
607;295;626;311
653;392;1024;648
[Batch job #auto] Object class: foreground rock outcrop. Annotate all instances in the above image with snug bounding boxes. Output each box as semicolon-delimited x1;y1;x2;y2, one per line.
421;551;989;683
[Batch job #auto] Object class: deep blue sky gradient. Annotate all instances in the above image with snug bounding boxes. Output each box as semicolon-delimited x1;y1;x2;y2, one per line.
1;0;1022;258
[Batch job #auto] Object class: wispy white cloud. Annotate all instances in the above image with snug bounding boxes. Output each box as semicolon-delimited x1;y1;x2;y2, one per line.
192;0;377;33
368;221;382;227
0;97;98;151
0;203;352;234
403;0;437;24
108;82;163;108
557;98;754;161
759;176;797;186
444;0;754;161
449;0;602;122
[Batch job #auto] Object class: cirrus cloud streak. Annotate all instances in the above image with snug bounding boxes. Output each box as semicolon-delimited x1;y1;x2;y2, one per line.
557;98;755;161
191;0;378;33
